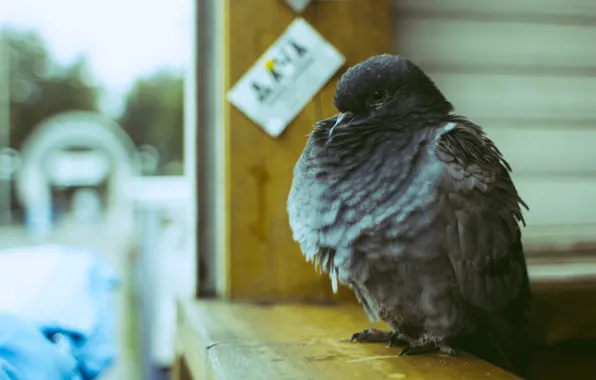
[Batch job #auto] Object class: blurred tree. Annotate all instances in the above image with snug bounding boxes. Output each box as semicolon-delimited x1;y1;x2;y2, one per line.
4;28;99;149
118;71;184;176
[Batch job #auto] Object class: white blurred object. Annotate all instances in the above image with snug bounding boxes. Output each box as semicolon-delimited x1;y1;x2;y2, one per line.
0;147;22;181
15;111;137;239
132;176;194;367
132;145;160;175
47;150;110;187
72;188;102;224
25;202;53;241
131;176;190;205
283;0;312;12
150;212;189;366
0;244;118;335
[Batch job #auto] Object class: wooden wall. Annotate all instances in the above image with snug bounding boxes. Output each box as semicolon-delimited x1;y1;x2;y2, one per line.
219;0;392;301
394;0;596;253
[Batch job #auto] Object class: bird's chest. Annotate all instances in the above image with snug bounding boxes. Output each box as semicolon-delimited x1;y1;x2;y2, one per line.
358;257;464;337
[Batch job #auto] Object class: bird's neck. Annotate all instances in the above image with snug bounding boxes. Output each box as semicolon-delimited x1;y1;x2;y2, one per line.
307;126;436;188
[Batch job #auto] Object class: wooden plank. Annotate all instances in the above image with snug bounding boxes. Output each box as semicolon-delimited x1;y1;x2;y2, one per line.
176;300;217;380
523;224;596;251
178;300;520;380
171;356;193;380
527;342;596;380
529;259;596;286
425;73;596;122
207;343;511;380
394;0;596;20
490;176;596;249
513;176;596;249
514;177;596;228
223;0;392;301
531;288;596;344
528;290;596;379
483;126;596;175
395;17;596;72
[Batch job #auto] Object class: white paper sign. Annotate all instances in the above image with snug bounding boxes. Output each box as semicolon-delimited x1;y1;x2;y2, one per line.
227;18;345;138
284;0;312;12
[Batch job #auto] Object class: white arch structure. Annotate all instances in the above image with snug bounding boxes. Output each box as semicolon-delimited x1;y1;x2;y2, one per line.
15;110;138;238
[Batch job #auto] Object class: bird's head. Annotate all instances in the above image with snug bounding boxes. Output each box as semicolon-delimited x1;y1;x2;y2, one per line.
322;54;453;142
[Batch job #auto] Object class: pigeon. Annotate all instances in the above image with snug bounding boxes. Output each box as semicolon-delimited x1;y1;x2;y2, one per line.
287;54;540;377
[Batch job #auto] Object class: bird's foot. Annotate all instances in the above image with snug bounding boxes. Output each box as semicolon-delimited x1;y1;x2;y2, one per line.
349;328;392;343
437;344;457;356
398;342;457;356
398;342;436;356
388;331;409;347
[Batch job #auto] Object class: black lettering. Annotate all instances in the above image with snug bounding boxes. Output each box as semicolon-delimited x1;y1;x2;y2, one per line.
274;46;292;65
268;68;283;82
287;39;308;57
250;81;272;102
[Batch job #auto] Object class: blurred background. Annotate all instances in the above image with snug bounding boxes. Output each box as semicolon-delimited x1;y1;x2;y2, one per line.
2;0;596;379
1;0;194;379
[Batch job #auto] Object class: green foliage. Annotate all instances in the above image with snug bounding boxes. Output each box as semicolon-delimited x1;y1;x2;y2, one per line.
118;71;184;175
3;27;184;175
4;28;99;149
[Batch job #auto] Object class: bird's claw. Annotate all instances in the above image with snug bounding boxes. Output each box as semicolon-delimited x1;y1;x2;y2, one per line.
388;331;408;347
399;344;434;356
349;328;392;343
398;342;457;356
438;344;457;356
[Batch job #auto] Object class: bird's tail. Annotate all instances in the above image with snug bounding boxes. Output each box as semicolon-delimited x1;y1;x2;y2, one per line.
456;310;545;379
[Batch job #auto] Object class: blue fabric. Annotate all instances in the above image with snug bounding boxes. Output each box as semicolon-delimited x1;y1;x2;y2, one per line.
0;244;119;379
0;314;80;380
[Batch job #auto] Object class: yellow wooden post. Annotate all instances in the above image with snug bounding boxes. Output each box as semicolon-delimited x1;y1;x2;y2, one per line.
221;0;392;301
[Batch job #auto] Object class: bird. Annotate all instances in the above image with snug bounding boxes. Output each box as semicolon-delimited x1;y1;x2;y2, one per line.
287;54;541;378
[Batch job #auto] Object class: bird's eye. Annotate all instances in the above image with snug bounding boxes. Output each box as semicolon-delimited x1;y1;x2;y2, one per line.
369;90;387;106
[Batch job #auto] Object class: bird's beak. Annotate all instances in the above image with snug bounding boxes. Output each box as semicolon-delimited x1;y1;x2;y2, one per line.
328;112;351;141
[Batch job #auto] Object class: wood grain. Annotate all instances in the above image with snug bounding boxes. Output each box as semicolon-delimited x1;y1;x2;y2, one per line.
484;127;596;176
176;300;520;380
531;287;596;344
427;73;596;123
394;0;596;20
514;177;596;226
514;177;596;249
222;0;392;301
395;17;596;72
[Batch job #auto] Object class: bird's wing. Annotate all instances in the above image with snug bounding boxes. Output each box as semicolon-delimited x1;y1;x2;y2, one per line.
435;117;530;313
435;117;540;376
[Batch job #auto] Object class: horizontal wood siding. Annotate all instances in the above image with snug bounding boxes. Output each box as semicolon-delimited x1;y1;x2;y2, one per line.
394;0;596;249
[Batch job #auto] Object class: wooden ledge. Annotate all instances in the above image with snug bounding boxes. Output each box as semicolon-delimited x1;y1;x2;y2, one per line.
173;300;519;380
